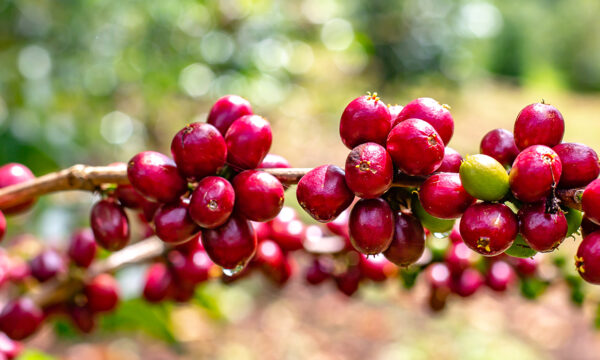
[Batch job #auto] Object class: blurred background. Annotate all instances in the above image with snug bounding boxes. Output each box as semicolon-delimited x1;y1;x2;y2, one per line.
2;0;600;358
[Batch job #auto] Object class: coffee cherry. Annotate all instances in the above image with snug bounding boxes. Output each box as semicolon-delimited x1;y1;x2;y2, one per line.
252;221;271;241
480;129;519;167
344;142;393;199
582;179;600;226
143;263;173;303
334;265;362;297
445;242;480;275
207;94;253;136
437;147;462;173
509;145;562;202
411;194;455;233
419;173;475;219
233;170;284;222
514;102;565;150
296;165;354;222
0;212;5;243
68;228;97;268
565;208;583;237
30;249;66;283
519;202;567;252
576;232;600;284
459;154;509;201
359;254;397;282
255;240;291;285
448;222;463;243
90;199;130;251
0;163;36;214
225;115;272;170
388;104;403;120
68;305;95;334
486;260;515;292
114;184;146;209
268;207;305;251
426;263;451;289
0;298;43;340
305;257;333;285
512;257;538;277
171;122;227;180
386;118;445;176
349;198;394;255
171;281;196;302
141;199;161;222
326;209;350;242
84;274;119;313
394;98;454;145
339;94;391;149
504;235;537;258
460;203;518;256
169;249;215;285
154;200;199;244
451;268;484;297
189;176;235;229
258;154;291;169
553;143;600;188
383;213;425;266
201;214;257;270
581;216;600;238
127;151;187;203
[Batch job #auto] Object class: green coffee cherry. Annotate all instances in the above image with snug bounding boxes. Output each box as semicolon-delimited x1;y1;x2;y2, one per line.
459;154;509;201
504;234;537;258
412;194;454;233
564;208;583;237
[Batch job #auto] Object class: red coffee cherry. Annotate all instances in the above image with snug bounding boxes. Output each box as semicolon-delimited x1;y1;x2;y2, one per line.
171;122;227;180
0;211;5;243
581;216;600;238
334;264;362;297
114;184;146;209
254;239;292;285
386;118;445;176
519;202;567;252
394;97;454;145
437;147;463;173
486;260;516;292
169;249;215;285
258;154;291;169
153;200;199;244
349;198;394;255
444;242;479;274
68;305;95;334
225;115;272;170
514;102;565;150
339;93;392;149
305;257;333;285
0;163;36;214
68;228;97;268
143;263;173;303
29;249;66;283
426;262;452;289
383;213;425;266
388;104;403;120
90;199;130;251
419;173;475;219
460;202;518;256
511;257;538;277
84;274;120;313
509;145;562;202
480;128;519;167
451;268;484;297
267;207;305;251
189;176;235;229
575;231;600;284
233;170;284;222
207;95;253;136
296;165;354;222
0;298;43;340
553;143;600;188
326;209;350;243
583;179;600;225
344;142;393;199
359;254;397;282
127;151;187;203
201;214;257;270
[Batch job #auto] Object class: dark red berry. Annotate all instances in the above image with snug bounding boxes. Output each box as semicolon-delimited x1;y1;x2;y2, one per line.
296;165;354;222
0;163;36;214
509;145;562;202
581;216;600;238
480;129;519;167
349;198;394;255
258;154;291;169
359;254;397;282
30;249;66;283
460;202;518;256
189;176;235;229
143;263;174;303
141;199;161;222
575;231;600;284
68;228;97;268
444;242;479;274
0;298;43;340
84;274;119;313
553;143;600;188
0;211;5;243
171;281;196;302
344;142;393;199
486;260;515;292
305;257;333;285
233;170;284;222
383;213;425;266
201;214;257;270
114;184;146;209
127;151;187;203
267;207;305;251
514;102;565;150
584;179;600;225
451;268;484;297
90;199;130;251
225;115;272;170
169;248;215;285
339;94;392;149
519;202;567;252
254;239;291;285
154;200;199;244
394;97;454;145
511;257;537;277
419;173;475;219
171;122;227;180
207;95;253;136
386;118;445;176
68;305;95;334
437;147;463;173
335;265;362;297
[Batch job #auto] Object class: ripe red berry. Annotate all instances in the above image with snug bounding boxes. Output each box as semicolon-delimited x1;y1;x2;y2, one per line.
84;274;119;313
486;260;515;292
171;122;227;180
426;263;451;289
335;265;362;297
201;214;257;270
345;142;393;199
444;242;479;274
460;202;518;256
305;257;333;285
359;254;397;282
154;200;199;244
267;207;305;251
296;165;354;222
553;143;600;188
0;211;5;243
114;184;146;209
514;102;565;150
127;151;187;203
326;209;350;242
207;95;253;136
519;202;567;252
225;115;272;170
90;199;130;251
394;97;454;145
252;221;271;241
576;231;600;284
419;173;475;219
509;145;562;202
169;249;215;285
189;176;235;229
581;216;600;238
451;268;484;297
383;213;425;266
143;263;173;303
30;249;66;283
437;147;463;173
0;298;43;340
386;118;445;176
258;154;291;169
68;305;95;334
583;179;600;225
511;257;537;277
254;239;292;285
388;104;403;120
0;163;36;214
339;94;392;149
479;129;519;167
68;228;97;268
349;198;394;255
233;170;284;222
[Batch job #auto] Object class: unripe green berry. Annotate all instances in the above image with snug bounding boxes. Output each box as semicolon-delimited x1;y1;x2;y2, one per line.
459;154;509;201
564;208;583;237
411;194;454;233
504;234;537;258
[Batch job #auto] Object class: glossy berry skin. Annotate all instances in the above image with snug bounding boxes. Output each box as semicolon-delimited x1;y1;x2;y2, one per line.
383;213;425;266
581;216;600;238
486;260;516;292
189;176;235;229
359;254;397;282
68;228;97;268
225;115;272;170
268;207;305;251
386;118;445;176
583;179;600;225
296;165;354;222
339;94;391;149
207;95;253;136
554;143;600;189
480;129;519;167
114;184;146;209
171;122;227;180
258;154;291;169
451;268;484;297
0;211;5;243
201;214;257;270
437;147;462;173
143;263;173;303
460;203;518;256
394;97;454;145
0;163;36;214
388;104;403;120
348;198;394;255
509;145;562;203
169;249;214;285
419;173;475;219
519;202;567;252
90;200;130;251
233;170;284;222
30;249;66;283
254;240;292;285
326;209;350;242
345;143;393;199
84;274;119;313
0;298;43;340
444;242;478;274
514;102;565;150
154;200;199;244
127;151;187;203
575;232;600;284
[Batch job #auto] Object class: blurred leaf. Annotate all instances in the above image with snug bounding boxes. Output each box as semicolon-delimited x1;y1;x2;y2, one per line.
520;278;548;300
16;350;57;360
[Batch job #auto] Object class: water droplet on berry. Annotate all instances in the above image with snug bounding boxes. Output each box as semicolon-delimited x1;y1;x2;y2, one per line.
222;263;245;276
432;231;451;239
